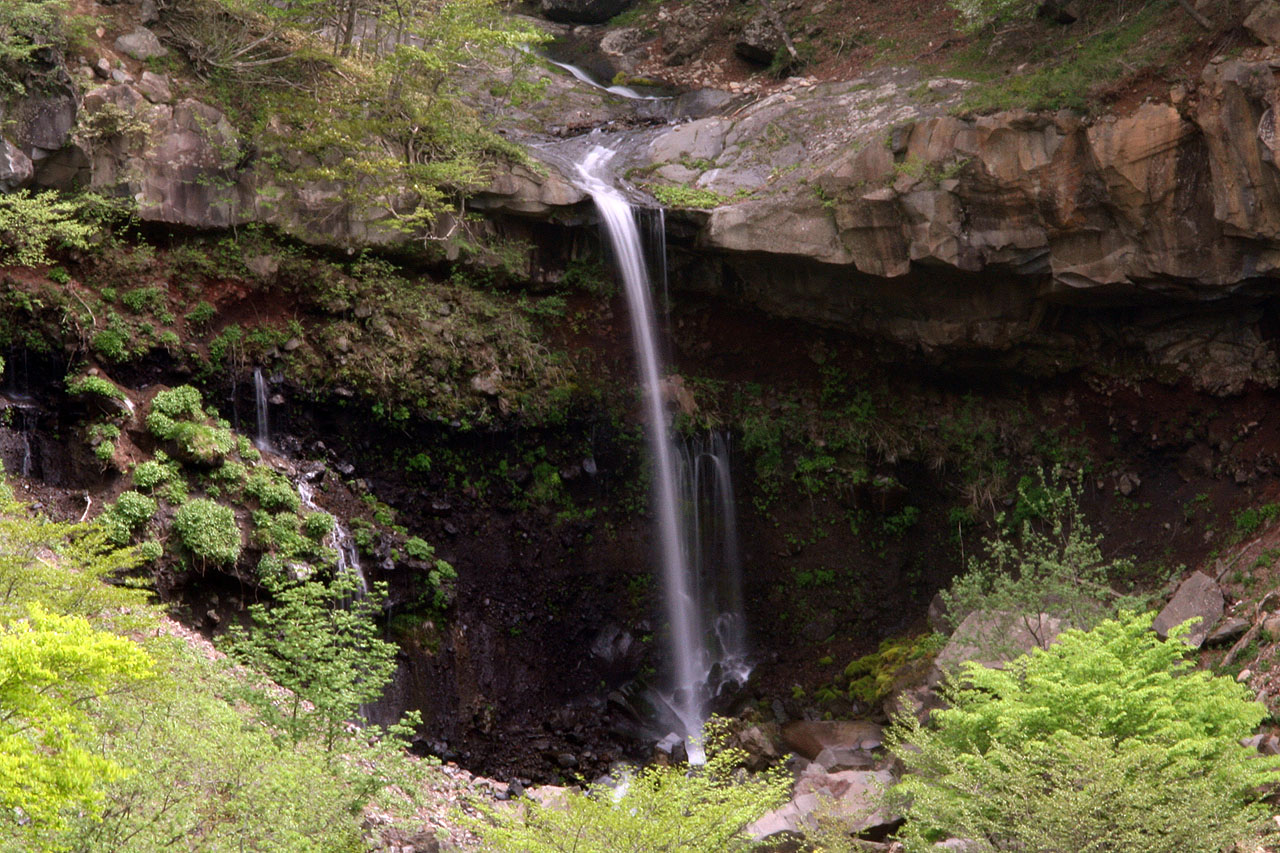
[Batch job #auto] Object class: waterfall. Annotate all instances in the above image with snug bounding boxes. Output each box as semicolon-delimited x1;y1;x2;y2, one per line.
576;147;748;762
677;432;750;695
298;481;369;598
253;368;271;452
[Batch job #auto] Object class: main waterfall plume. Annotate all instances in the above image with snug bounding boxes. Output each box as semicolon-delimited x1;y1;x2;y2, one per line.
576;146;749;761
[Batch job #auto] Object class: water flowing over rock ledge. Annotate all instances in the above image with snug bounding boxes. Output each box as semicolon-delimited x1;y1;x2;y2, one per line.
15;33;1280;391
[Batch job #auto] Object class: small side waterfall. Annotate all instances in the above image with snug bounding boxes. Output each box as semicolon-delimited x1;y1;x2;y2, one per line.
298;481;370;597
576;147;748;761
253;368;271;452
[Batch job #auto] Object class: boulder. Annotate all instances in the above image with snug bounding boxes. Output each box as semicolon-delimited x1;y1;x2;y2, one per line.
748;768;899;842
735;13;783;65
781;720;883;761
537;0;634;24
1245;0;1280;46
113;27;168;60
1151;571;1223;648
1205;615;1250;646
813;745;876;772
931;611;1063;681
0;140;33;191
138;71;172;104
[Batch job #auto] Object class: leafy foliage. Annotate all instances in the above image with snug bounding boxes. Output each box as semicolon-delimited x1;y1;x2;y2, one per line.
472;720;789;853
172;498;242;565
0;191;100;267
890;612;1280;851
99;491;157;546
0;1;68;94
941;473;1147;651
223;574;400;750
0;604;152;838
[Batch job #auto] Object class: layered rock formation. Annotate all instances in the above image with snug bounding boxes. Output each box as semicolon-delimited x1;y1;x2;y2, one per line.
9;15;1280;391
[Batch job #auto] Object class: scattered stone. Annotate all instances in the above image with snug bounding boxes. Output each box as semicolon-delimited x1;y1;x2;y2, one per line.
110;69;134;85
813;745;876;772
1152;571;1224;648
1206;615;1250;645
932;611;1063;680
735;13;783;65
927;592;953;634
140;0;159;24
114;27;168;61
748;768;899;842
555;752;578;769
653;732;688;765
470;369;502;397
354;302;374;319
335;336;351;352
283;337;303;352
1238;669;1253;682
1116;471;1141;496
1262;612;1280;642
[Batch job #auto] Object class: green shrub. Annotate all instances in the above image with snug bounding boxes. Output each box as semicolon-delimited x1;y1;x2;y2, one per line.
245;467;300;512
136;540;163;562
91;329;129;363
185;301;216;329
941;472;1145;654
120;286;165;314
891;611;1280;851
213;460;247;486
100;491;157;545
840;633;946;705
302;512;333;541
150;386;204;421
65;374;125;400
403;536;434;561
173;499;241;565
131;460;170;490
0;190;97;266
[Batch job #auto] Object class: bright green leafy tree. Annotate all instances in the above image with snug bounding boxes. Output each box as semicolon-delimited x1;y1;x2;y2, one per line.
223;574;400;751
890;611;1280;851
0;604;152;838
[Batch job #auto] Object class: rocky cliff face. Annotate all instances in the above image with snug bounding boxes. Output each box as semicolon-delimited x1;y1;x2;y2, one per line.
10;9;1280;391
472;48;1280;393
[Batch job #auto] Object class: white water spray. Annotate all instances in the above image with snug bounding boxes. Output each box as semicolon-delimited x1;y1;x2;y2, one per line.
298;480;369;598
576;147;749;762
253;368;271;452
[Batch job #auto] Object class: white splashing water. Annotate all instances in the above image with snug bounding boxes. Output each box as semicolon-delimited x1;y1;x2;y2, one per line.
253;368;271;452
541;55;663;100
576;147;749;762
298;481;369;598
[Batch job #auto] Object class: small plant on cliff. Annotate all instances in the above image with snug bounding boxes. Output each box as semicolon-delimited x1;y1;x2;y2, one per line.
172;498;241;566
471;718;789;853
889;611;1280;851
